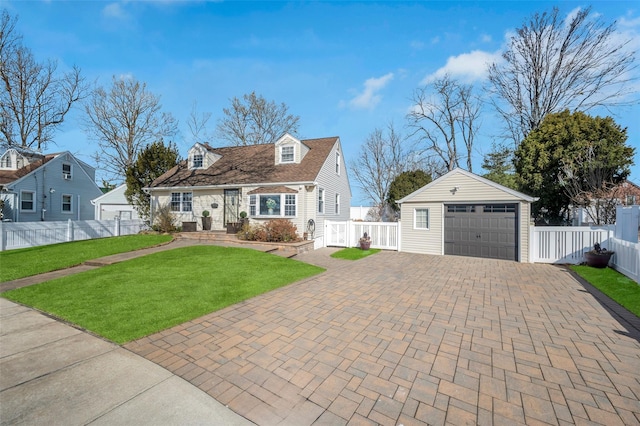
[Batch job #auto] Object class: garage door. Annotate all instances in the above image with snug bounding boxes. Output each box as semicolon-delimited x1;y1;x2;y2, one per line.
444;204;518;261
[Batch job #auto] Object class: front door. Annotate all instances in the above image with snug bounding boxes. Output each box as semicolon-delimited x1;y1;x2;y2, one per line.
224;189;240;225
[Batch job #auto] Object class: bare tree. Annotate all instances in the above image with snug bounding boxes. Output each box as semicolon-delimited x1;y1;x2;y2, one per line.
216;91;300;146
83;76;177;180
487;6;637;145
407;75;480;172
186;101;212;144
0;10;87;151
558;146;623;225
350;122;412;219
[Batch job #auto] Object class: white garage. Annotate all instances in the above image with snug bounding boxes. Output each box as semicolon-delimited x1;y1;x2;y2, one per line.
397;169;537;262
91;184;139;220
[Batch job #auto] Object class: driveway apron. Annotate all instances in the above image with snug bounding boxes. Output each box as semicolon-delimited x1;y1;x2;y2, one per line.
126;251;640;425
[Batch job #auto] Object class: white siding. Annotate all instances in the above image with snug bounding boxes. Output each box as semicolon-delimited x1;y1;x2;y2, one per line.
313;139;351;247
400;202;442;255
93;184;139;220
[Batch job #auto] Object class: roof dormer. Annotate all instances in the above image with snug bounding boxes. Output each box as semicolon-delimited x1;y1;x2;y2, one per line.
0;148;29;171
275;133;309;165
188;143;220;170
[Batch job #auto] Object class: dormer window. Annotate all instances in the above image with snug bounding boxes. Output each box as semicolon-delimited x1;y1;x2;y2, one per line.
280;146;294;163
193;154;203;168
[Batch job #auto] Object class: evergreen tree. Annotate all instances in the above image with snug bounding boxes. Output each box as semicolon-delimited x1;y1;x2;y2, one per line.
125;140;181;220
386;170;432;213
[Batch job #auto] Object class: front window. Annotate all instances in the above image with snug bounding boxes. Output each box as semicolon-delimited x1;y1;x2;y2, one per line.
335;152;340;175
335;193;340;214
261;196;281;215
170;192;192;212
251;194;297;217
318;188;324;213
414;208;429;229
20;191;35;211
284;194;296;216
249;195;257;216
280;146;294;163
62;194;72;213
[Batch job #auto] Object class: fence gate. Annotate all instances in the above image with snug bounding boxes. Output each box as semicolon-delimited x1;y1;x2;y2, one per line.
325;220;349;247
324;220;399;250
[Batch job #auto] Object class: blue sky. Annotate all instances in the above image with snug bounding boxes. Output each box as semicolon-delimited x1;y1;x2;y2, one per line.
3;0;639;205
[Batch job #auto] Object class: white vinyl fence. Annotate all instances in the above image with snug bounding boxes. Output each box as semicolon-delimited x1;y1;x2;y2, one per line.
530;225;614;264
609;237;640;283
1;218;147;251
325;220;399;250
530;225;639;283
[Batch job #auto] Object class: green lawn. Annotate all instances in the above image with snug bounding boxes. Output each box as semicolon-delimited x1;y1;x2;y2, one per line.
570;265;640;317
2;246;324;343
330;247;381;260
0;234;173;282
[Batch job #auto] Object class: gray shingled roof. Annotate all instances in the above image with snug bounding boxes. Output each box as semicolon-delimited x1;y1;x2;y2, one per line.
151;137;338;188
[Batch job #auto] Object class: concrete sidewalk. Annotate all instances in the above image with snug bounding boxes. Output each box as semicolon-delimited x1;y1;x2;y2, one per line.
0;297;253;425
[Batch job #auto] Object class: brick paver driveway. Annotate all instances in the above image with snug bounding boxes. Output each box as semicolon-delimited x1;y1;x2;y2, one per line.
126;251;640;425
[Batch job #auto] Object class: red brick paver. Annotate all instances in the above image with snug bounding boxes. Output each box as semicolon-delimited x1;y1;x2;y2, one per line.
125;251;640;425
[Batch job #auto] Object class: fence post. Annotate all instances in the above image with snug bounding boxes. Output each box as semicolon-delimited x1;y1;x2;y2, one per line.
114;216;120;236
0;221;5;251
67;219;74;242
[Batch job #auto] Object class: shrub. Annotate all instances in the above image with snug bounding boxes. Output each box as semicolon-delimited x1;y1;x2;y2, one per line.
152;203;178;233
237;219;300;242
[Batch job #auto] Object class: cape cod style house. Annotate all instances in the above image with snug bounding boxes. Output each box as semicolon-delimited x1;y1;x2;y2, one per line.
148;134;351;248
0;148;102;222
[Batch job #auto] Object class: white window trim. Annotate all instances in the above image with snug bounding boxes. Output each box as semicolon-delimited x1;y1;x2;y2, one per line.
335;193;340;215
170;192;193;212
280;145;295;163
61;194;73;214
191;154;204;169
252;193;298;218
318;188;325;214
20;190;35;212
414;208;429;230
335;152;341;175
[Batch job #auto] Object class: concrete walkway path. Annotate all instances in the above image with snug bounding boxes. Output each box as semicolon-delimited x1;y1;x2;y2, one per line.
126;251;640;425
0;238;259;425
0;298;253;425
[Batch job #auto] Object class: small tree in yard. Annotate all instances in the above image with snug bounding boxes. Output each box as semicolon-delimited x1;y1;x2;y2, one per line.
152;203;178;233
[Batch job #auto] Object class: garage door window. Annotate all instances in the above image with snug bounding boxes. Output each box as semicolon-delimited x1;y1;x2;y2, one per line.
447;205;475;213
414;208;429;229
483;204;516;213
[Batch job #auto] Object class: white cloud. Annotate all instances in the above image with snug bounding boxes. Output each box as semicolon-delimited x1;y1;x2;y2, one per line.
430;36;440;45
421;50;501;84
102;2;128;19
410;40;425;50
480;33;492;43
346;73;394;110
619;15;640;28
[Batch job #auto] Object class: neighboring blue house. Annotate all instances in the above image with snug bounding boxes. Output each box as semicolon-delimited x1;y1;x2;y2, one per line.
0;148;102;222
